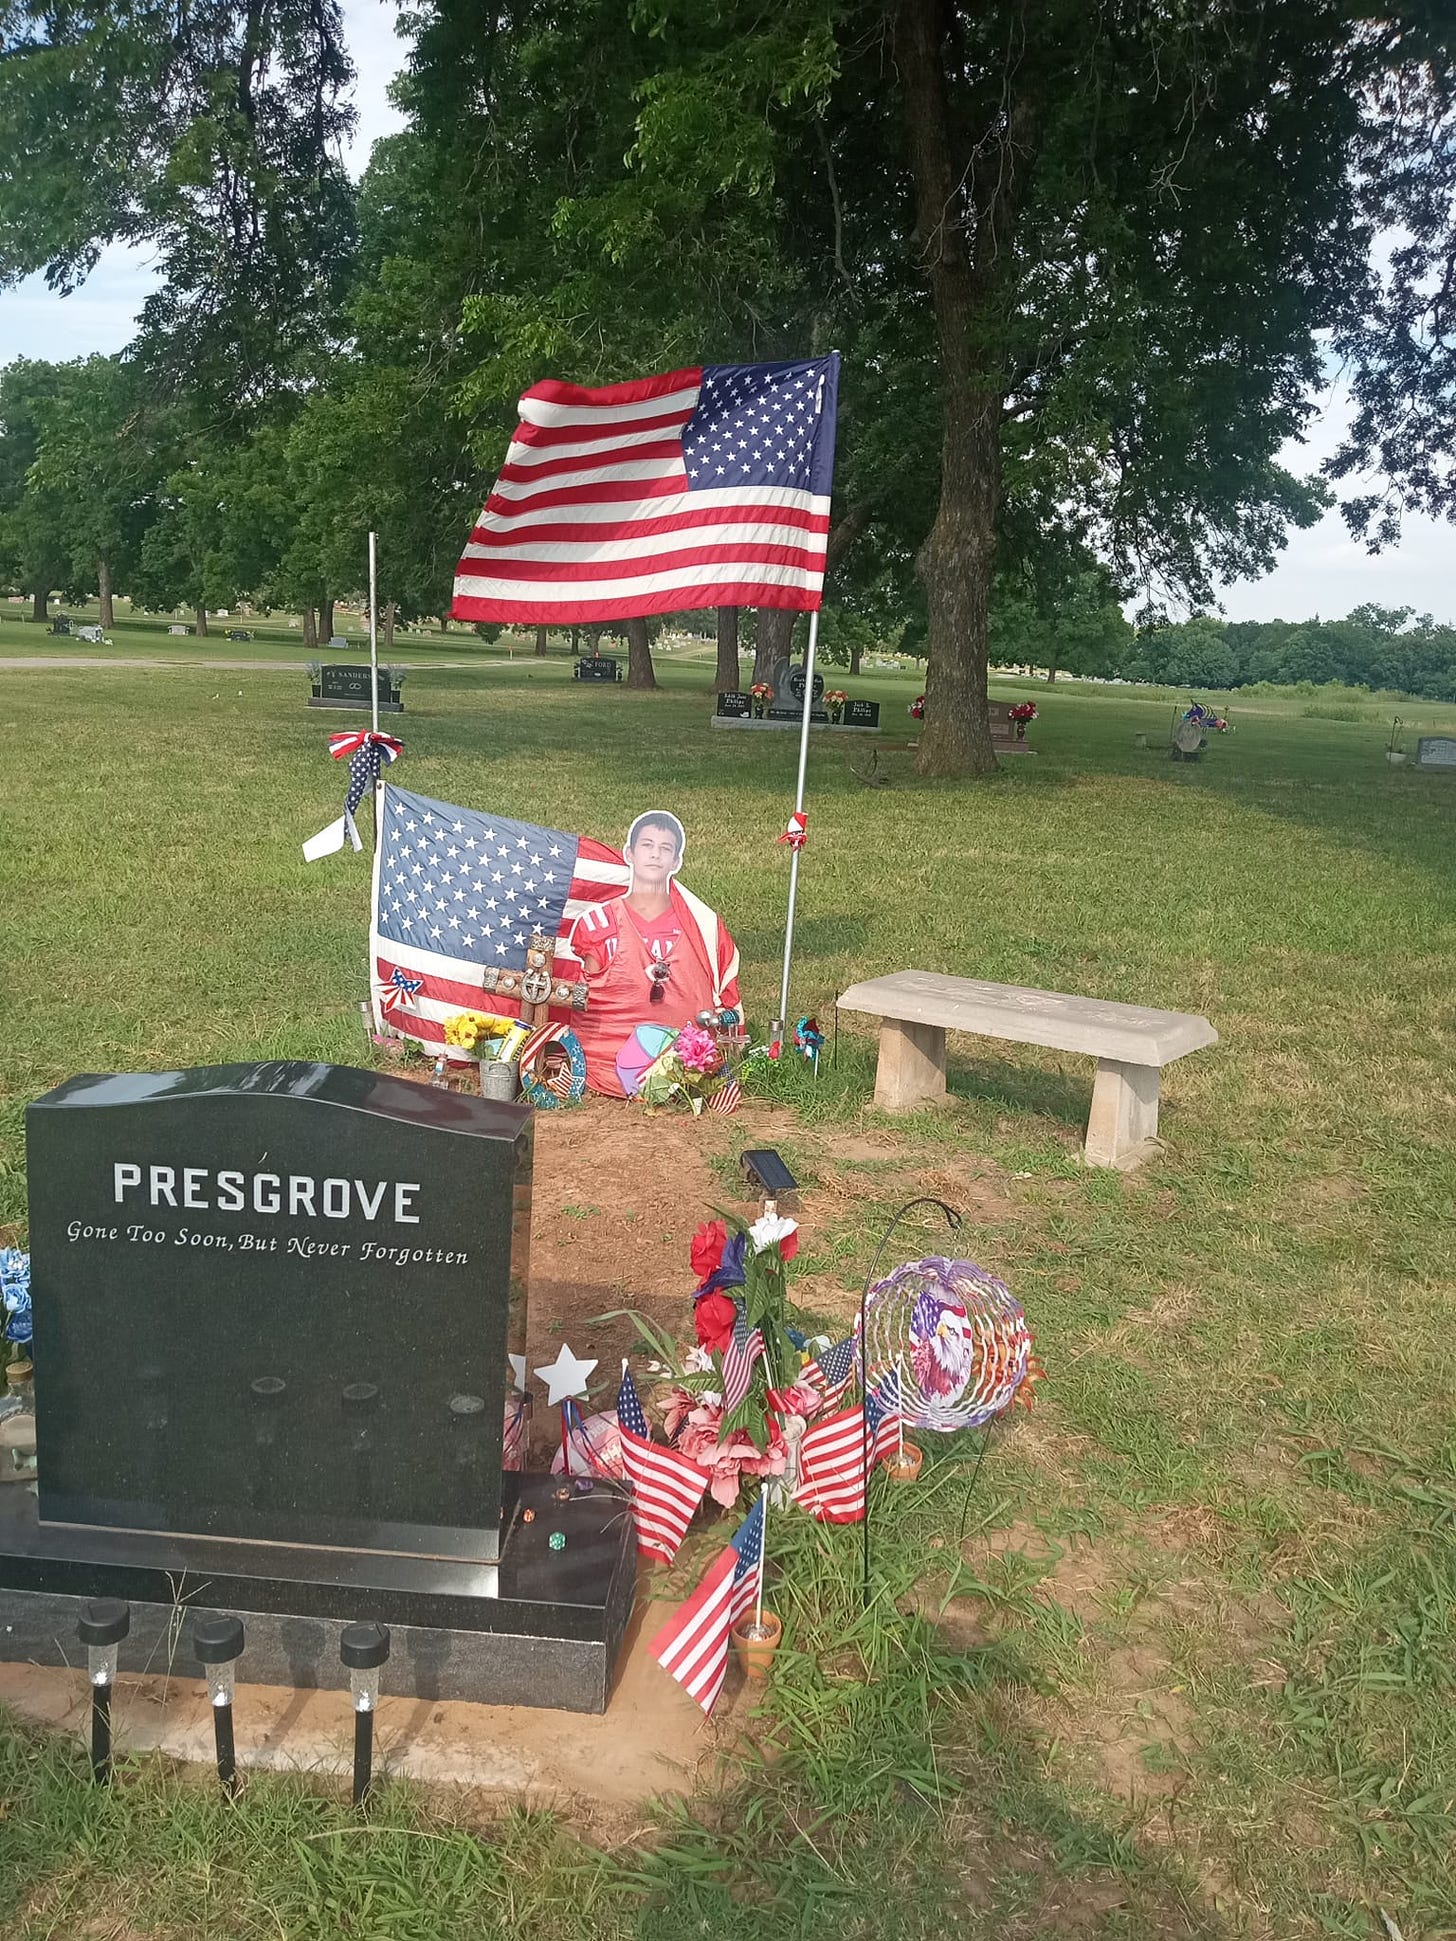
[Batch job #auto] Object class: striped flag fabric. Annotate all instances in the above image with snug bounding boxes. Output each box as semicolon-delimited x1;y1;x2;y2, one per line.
791;1405;869;1524
616;1364;710;1564
370;783;627;1051
649;1494;765;1714
800;1336;856;1409
451;357;840;624
866;1388;903;1468
719;1316;765;1415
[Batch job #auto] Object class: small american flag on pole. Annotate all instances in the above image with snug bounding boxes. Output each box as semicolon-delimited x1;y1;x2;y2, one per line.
792;1405;870;1524
451;358;840;623
616;1364;710;1564
800;1336;856;1409
719;1315;765;1415
649;1493;765;1714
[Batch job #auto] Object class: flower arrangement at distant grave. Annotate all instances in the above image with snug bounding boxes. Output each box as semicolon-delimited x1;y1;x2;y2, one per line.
750;681;774;717
636;1021;741;1115
1008;700;1038;738
1;1249;31;1352
1182;702;1229;734
909;693;926;719
823;688;848;722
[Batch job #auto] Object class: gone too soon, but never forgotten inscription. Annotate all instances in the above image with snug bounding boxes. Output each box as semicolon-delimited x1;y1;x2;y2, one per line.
26;1063;532;1563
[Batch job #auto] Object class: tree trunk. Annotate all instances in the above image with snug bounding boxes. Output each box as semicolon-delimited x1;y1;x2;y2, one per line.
320;599;335;642
534;624;548;657
440;615;449;631
97;557;114;631
1045;662;1057;683
195;604;209;637
302;607;317;649
31;587;47;623
570;625;581;656
849;640;862;677
896;0;1037;780
383;602;397;653
624;616;657;689
714;606;741;692
752;607;795;686
584;625;604;656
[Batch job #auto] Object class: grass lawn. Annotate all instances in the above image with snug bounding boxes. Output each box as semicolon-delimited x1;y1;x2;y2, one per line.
2;626;1455;1938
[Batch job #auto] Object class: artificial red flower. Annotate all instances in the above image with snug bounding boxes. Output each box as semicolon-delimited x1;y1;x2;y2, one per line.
780;1227;800;1264
690;1219;728;1283
694;1289;739;1354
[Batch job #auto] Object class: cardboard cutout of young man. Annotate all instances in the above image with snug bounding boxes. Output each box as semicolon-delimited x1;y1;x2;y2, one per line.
569;811;742;1097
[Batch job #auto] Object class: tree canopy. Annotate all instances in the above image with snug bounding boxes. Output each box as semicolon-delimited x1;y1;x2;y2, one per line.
2;0;1454;758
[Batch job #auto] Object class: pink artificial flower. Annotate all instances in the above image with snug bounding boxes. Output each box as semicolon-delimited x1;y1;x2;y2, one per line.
674;1022;723;1075
767;1379;822;1419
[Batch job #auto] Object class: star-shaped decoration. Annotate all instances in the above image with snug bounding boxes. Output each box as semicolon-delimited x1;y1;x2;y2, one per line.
535;1343;597;1405
508;1353;528;1394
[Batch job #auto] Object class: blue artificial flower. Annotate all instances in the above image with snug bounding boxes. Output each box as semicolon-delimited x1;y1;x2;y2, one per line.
1;1249;31;1347
695;1228;747;1298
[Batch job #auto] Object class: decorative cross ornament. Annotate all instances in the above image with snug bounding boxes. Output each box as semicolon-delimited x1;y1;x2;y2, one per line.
480;929;588;1026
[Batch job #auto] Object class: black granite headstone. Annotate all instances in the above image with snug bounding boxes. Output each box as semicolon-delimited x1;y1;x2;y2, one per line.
572;655;621;682
844;698;880;729
26;1064;530;1565
308;665;403;713
716;690;752;717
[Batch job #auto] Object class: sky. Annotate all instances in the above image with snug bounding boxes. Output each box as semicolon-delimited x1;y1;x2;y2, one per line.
2;1;1449;627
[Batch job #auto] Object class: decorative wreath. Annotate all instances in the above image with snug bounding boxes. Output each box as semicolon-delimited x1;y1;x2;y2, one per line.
518;1025;587;1109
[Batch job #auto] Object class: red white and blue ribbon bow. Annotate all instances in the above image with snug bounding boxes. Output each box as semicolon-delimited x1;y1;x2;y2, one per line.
379;966;423;1016
303;730;403;862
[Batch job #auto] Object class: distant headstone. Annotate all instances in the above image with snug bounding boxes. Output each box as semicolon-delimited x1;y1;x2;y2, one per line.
227;628;253;642
308;664;403;713
49;615;70;636
844;697;880;729
26;1063;531;1564
74;624;105;644
1171;720;1205;761
327;635;350;650
1416;736;1456;771
572;655;621;682
167;625;189;636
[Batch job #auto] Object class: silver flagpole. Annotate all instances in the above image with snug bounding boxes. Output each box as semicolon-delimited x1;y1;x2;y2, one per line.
772;605;820;1044
368;531;380;739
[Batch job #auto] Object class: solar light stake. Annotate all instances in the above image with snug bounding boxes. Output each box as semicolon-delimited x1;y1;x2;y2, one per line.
77;1598;130;1784
340;1621;390;1805
193;1614;245;1797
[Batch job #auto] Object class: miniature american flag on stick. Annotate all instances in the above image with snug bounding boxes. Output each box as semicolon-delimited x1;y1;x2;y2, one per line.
615;1364;710;1564
649;1494;765;1714
451;357;840;623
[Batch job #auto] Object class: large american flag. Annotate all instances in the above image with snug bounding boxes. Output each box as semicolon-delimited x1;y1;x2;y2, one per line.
616;1364;710;1565
648;1493;765;1715
370;784;627;1050
451;357;840;623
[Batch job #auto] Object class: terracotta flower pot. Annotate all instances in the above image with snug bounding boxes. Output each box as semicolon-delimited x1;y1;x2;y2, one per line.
730;1610;783;1681
885;1441;923;1484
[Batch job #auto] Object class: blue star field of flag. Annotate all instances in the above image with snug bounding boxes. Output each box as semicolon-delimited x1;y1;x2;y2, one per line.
682;359;837;498
812;1336;856;1394
375;786;579;966
616;1364;652;1441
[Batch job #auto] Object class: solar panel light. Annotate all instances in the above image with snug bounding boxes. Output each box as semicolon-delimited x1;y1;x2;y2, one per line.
340;1621;390;1805
76;1598;129;1783
740;1148;797;1205
193;1613;245;1797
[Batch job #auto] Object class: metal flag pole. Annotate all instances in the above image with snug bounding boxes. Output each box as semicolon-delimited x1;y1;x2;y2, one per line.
368;531;382;857
771;604;820;1045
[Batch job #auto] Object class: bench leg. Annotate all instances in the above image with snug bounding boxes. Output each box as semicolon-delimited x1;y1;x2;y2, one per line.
1085;1059;1161;1170
874;1019;947;1113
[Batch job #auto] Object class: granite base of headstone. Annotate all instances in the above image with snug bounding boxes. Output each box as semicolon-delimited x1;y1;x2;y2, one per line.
308;664;404;713
2;1063;634;1713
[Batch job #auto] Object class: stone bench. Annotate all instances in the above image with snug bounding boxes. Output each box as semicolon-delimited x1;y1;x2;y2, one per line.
836;970;1218;1170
